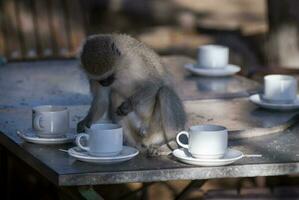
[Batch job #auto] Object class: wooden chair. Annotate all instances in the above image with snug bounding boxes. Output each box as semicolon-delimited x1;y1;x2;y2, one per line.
0;0;86;61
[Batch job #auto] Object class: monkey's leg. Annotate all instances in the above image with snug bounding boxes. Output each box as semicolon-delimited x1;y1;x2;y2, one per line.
146;85;186;157
110;91;143;148
77;80;110;133
143;121;178;157
120;114;144;149
115;81;162;142
116;81;161;116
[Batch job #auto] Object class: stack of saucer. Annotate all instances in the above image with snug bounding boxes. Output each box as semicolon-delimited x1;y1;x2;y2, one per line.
184;45;240;77
17;105;76;145
250;75;299;111
172;125;244;166
68;123;139;164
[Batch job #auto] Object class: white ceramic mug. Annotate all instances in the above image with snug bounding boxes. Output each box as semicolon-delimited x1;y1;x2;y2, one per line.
197;45;229;69
263;75;297;103
76;123;123;156
32;105;69;138
176;125;228;159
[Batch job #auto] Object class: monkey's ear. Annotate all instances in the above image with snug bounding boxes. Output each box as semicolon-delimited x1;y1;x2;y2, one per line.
111;42;121;56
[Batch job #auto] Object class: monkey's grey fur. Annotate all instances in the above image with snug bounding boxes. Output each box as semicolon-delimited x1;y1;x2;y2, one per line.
77;34;186;156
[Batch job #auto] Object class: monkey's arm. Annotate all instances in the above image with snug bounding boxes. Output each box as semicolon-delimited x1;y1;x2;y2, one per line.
116;81;160;116
77;80;110;132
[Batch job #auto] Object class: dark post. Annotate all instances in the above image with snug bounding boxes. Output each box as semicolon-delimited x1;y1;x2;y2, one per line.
266;0;299;68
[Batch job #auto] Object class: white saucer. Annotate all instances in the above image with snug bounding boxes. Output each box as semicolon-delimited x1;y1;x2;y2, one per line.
68;146;139;164
249;94;299;111
184;63;241;77
17;129;76;144
172;148;243;166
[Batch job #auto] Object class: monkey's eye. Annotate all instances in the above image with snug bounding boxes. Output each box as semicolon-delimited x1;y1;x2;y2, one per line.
98;74;115;87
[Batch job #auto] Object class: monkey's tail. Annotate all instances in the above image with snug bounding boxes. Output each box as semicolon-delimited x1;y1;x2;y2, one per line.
157;85;186;150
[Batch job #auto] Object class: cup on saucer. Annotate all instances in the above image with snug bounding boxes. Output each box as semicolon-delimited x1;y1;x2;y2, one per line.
32;105;69;138
184;44;240;77
176;124;228;159
76;123;123;157
262;74;298;104
197;45;229;69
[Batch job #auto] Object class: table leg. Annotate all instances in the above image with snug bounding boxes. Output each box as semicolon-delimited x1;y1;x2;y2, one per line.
174;180;206;200
140;183;151;200
78;186;105;200
0;145;8;200
60;186;105;200
118;182;155;200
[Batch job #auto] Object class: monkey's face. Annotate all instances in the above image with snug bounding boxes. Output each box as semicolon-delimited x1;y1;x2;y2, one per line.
97;73;115;87
86;69;116;87
80;35;121;79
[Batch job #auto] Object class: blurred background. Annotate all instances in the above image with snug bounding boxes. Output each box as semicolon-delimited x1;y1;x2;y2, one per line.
0;0;279;69
2;0;299;74
2;0;299;199
2;0;299;78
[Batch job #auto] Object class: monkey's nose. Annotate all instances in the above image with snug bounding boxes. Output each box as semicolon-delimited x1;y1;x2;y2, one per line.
98;74;115;87
99;81;112;87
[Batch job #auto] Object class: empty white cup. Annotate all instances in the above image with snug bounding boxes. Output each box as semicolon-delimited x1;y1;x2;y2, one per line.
197;45;229;69
263;75;297;104
32;105;69;138
176;124;228;159
76;123;123;157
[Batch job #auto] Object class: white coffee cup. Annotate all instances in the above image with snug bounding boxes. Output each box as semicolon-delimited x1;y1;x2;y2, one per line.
76;123;123;157
176;124;228;159
32;105;69;138
197;45;229;69
262;75;297;104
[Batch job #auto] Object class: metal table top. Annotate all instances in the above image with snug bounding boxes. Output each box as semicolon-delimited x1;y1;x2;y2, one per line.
1;99;299;186
163;56;261;100
0;56;260;109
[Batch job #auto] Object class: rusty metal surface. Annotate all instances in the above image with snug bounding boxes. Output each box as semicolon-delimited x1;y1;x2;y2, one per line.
163;56;261;100
0;102;299;186
1;56;291;187
0;56;260;109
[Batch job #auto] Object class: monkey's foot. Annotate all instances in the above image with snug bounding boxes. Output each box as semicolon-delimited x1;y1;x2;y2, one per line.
116;100;133;116
147;144;171;157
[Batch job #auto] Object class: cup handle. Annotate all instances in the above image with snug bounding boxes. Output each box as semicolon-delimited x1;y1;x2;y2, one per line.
76;134;90;151
176;131;189;149
33;114;44;131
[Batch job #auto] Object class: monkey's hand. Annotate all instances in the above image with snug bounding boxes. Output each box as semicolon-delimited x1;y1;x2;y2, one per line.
116;100;133;116
77;117;92;133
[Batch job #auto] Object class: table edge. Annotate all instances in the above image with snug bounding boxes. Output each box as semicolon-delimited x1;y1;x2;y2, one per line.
58;161;299;186
0;131;59;186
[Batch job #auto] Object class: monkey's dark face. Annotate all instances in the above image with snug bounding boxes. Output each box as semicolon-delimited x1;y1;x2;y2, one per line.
80;35;121;76
97;74;115;87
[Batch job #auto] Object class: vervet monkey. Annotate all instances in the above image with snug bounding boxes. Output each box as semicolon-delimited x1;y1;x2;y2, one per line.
77;34;186;156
